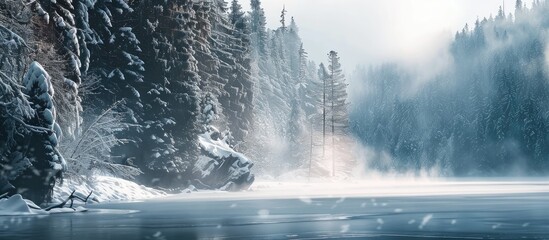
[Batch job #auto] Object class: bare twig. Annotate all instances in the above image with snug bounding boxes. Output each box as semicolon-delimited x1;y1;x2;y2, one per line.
44;190;93;211
44;190;75;211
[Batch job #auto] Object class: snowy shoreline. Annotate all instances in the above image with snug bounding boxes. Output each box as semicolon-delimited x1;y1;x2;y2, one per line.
53;176;167;203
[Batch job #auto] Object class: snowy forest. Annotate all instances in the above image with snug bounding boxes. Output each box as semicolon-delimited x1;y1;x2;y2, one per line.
4;1;549;239
3;0;549;207
0;0;351;204
351;0;549;176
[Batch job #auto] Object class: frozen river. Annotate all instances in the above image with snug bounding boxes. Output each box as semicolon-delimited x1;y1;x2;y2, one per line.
1;180;549;239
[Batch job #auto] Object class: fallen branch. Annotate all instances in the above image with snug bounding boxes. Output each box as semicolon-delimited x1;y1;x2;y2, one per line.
0;192;9;199
44;190;93;211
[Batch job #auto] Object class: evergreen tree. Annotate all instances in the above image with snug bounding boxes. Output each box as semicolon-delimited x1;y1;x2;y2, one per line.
249;0;268;57
213;0;254;143
30;0;94;137
11;62;65;204
192;1;223;129
128;0;201;186
351;3;549;175
280;5;287;31
0;28;34;196
327;51;350;177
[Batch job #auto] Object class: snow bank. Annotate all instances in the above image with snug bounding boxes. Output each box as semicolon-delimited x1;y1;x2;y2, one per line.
0;195;47;216
0;194;89;216
193;128;254;191
53;176;166;203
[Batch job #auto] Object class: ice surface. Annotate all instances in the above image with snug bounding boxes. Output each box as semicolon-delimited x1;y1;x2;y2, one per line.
239;179;549;200
3;181;549;239
419;214;433;229
340;224;350;233
47;206;87;214
298;196;312;204
257;209;269;218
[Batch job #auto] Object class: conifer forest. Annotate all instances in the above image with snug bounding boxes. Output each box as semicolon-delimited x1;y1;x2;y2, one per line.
1;1;549;239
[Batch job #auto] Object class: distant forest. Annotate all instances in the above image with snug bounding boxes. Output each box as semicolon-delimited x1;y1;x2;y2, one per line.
352;0;549;176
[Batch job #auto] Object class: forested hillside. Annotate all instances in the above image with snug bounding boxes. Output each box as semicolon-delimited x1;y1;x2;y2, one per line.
0;0;352;203
245;4;353;178
351;0;549;176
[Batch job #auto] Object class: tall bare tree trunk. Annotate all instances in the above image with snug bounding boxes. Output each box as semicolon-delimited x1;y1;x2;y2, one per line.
309;119;313;181
322;67;326;167
330;56;335;177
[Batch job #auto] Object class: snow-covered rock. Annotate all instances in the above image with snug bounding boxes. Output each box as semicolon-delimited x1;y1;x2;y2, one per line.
193;128;255;191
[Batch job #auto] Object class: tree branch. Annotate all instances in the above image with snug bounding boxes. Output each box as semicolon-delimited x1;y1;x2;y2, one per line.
44;190;93;211
70;99;125;159
6;112;53;134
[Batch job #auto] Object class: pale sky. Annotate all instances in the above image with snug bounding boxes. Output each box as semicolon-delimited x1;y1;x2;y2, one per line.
242;0;517;71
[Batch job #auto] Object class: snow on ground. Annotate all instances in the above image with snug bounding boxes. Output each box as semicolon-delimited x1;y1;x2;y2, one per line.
158;177;549;202
53;176;166;203
0;195;47;216
250;179;549;198
0;194;89;216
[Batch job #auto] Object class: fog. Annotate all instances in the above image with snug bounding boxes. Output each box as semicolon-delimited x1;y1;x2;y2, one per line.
238;0;549;179
244;0;515;69
350;2;549;177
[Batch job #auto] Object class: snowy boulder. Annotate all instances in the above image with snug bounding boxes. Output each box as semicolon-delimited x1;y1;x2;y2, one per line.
193;128;255;191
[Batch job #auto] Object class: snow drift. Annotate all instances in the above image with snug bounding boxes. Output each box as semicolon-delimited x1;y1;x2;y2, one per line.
53;176;165;203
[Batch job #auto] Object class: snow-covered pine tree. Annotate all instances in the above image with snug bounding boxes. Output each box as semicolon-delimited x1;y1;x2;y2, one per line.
208;0;236;130
192;1;223;129
227;0;254;143
287;43;313;169
295;44;326;177
129;0;201;186
85;0;145;170
249;0;268;58
245;3;319;176
280;5;287;31
0;70;32;196
11;62;65;204
31;0;89;137
286;17;302;80
88;0;144;108
305;60;329;177
326;51;351;177
318;63;328;166
0;26;34;196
